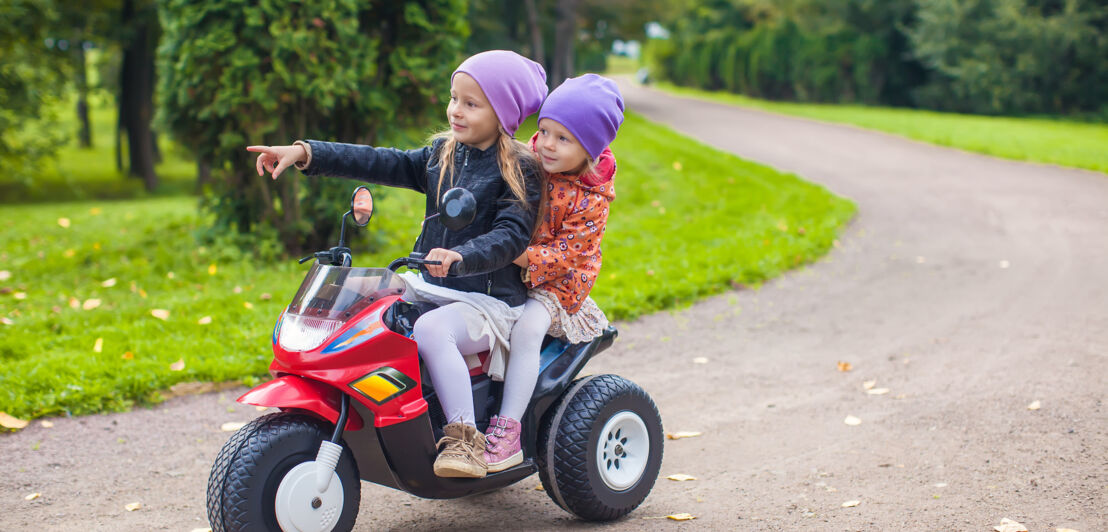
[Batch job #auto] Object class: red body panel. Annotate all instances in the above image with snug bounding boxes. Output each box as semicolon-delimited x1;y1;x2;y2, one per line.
257;294;429;428
237;375;365;431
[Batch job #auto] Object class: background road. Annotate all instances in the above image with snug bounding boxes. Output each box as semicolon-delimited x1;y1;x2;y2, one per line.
4;81;1106;531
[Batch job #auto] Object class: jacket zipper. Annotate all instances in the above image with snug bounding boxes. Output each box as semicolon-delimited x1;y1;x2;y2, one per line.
486;275;492;295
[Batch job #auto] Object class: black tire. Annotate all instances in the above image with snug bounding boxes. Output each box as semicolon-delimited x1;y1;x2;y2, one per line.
536;374;664;521
206;412;360;532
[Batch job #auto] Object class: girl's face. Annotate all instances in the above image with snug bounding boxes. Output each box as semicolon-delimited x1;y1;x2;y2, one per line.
536;118;590;175
448;73;500;151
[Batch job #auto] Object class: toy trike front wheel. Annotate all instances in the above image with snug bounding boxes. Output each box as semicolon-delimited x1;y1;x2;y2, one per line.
537;374;664;521
206;412;360;532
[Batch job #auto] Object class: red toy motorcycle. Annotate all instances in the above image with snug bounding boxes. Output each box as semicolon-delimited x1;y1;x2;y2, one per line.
206;186;663;531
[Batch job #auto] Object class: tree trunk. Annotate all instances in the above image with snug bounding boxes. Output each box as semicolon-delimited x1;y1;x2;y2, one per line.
523;0;544;65
551;0;579;87
75;42;92;148
119;0;160;192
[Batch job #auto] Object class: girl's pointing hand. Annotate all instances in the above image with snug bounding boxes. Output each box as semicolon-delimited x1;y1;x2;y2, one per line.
246;144;307;180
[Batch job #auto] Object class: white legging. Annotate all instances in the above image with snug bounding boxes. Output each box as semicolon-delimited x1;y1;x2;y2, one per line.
413;299;550;427
499;298;551;421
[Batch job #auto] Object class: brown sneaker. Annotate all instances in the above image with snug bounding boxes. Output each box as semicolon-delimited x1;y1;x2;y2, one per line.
433;423;488;478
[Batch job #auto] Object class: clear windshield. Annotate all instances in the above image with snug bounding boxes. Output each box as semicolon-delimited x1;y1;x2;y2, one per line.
286;263;405;321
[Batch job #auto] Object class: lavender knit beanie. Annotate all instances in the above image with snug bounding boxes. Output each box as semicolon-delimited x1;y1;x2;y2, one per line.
453;50;548;137
538;74;625;160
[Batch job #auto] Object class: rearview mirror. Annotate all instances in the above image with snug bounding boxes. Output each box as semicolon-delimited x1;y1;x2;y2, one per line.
439;187;476;231
352;187;373;226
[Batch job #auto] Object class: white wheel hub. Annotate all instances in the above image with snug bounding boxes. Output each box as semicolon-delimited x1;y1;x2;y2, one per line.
274;461;344;532
596;410;650;491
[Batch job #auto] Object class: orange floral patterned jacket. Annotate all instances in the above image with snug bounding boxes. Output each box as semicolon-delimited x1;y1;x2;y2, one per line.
524;133;617;314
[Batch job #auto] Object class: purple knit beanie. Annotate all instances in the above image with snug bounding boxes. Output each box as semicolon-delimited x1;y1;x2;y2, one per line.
538;74;625;160
453;50;548;137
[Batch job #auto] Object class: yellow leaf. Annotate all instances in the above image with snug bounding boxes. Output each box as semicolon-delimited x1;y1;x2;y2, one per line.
167;272;175;279
0;270;10;281
243;301;254;309
0;317;13;326
89;207;102;215
255;406;268;412
220;421;246;432
672;161;683;171
124;502;142;512
151;309;170;320
121;351;134;360
1027;400;1041;410
208;263;218;276
666;431;702;440
138;289;147;299
862;380;876;390
40;420;54;428
841;500;861;508
692;357;709;364
0;412;30;429
666;474;697;481
57;217;71;228
25;492;41;501
994;518;1028;532
1056;528;1081;532
64;249;76;258
866;388;890;395
190;529;213;532
93;338;103;353
82;298;101;310
68;297;80;309
844;415;862;426
169;358;185;371
666;513;696;521
837;361;853;372
13;291;26;300
92;242;100;251
533;484;544;491
101;278;117;288
233;285;243;294
197;316;212;325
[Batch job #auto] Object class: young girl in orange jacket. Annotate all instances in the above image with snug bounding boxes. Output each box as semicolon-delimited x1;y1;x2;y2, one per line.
484;74;624;471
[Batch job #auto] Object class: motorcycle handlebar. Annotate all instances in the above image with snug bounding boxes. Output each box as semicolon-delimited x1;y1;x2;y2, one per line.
388;252;461;276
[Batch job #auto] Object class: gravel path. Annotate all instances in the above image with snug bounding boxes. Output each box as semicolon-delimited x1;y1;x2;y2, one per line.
4;81;1106;531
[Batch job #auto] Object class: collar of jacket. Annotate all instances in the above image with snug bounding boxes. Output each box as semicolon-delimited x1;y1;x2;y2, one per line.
453;139;499;162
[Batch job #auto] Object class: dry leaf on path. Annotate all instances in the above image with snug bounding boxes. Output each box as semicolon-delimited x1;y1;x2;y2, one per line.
82;298;102;310
841;500;860;508
837;361;853;372
862;380;876;390
844;415;862;426
93;338;103;353
1055;528;1081;532
101;278;117;288
534;484;544;491
197;316;212;325
666;513;696;521
1027;400;1041;410
220;422;246;432
994;518;1028;532
667;474;697;481
190;529;213;532
0;412;30;429
692;357;709;364
124;502;142;512
25;492;40;501
169;358;185;371
151;309;170;320
866;388;890;395
666;431;702;440
57;218;71;228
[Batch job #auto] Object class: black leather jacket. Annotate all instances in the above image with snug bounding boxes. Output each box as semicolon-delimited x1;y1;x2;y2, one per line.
302;138;541;307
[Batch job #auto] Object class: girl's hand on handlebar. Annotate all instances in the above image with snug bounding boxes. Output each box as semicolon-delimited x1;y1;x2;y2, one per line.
246;144;307;180
425;248;462;278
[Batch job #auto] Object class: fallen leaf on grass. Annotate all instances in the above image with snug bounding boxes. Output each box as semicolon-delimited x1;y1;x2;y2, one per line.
260;293;272;300
666;513;696;521
167;272;175;279
666;431;702;440
841;500;860;508
169;359;185;371
866;388;890;395
0;412;30;429
57;218;71;228
837;361;853;372
197;316;212;325
243;301;254;309
208;264;218;276
667;474;697;481
862;380;876;390
93;338;103;353
82;298;102;310
121;351;134;360
13;291;26;300
994;518;1028;532
101;278;117;288
672;161;683;171
843;416;862;426
692;357;709;364
89;207;102;215
124;502;142;512
0;317;13;326
0;270;10;281
64;249;76;258
25;492;40;501
151;309;170;320
1027;400;1041;410
221;422;246;432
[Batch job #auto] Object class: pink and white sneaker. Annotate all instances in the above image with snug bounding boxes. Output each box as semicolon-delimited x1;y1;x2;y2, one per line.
484;415;523;472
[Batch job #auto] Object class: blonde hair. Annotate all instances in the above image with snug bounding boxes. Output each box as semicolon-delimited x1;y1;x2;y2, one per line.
430;129;539;211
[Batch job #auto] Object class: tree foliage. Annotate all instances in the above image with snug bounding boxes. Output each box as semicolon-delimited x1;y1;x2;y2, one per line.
157;0;468;254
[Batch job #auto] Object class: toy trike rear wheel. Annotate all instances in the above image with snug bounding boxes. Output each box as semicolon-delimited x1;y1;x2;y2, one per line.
536;374;664;521
207;412;360;532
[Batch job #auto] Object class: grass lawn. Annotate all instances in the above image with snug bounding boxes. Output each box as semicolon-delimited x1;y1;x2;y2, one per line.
0;112;855;421
652;82;1108;175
